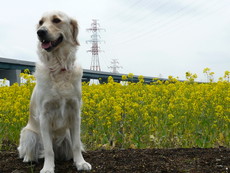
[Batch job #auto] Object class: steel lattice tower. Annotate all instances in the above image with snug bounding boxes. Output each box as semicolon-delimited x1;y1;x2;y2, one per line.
108;59;122;73
86;19;105;71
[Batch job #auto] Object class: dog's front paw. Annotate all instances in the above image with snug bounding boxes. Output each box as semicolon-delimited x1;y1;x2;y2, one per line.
76;161;92;171
40;167;54;173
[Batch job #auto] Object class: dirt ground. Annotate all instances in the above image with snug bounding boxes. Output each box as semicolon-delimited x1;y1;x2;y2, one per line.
0;146;229;173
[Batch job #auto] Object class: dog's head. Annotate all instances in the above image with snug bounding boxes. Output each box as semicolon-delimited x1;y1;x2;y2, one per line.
37;11;79;52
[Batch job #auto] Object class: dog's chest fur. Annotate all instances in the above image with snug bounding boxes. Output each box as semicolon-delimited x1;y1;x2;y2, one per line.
34;63;82;131
44;98;77;131
35;62;82;97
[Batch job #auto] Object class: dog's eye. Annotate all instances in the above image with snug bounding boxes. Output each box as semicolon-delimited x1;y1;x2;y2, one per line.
53;18;61;24
39;20;44;26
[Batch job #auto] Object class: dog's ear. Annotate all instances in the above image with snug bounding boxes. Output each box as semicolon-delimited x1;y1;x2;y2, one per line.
70;19;80;46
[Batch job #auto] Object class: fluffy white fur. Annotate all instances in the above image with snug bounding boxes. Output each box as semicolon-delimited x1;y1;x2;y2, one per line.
18;11;91;173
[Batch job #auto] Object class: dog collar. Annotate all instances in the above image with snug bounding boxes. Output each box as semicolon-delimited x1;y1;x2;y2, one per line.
49;68;67;72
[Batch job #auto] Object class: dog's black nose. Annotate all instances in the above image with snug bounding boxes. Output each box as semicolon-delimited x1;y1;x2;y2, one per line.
37;29;48;38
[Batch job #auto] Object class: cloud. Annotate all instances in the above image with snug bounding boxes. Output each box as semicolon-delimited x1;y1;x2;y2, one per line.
0;0;230;81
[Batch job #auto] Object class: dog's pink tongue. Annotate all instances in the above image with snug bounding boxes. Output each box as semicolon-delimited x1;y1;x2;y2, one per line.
41;42;52;49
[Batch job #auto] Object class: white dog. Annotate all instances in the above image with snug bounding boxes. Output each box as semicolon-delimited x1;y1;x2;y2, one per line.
18;11;91;173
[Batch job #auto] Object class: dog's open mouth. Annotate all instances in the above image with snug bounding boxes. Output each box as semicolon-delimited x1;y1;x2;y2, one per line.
41;35;63;51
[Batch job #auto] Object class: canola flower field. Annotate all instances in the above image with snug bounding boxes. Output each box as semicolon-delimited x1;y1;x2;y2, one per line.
0;70;229;150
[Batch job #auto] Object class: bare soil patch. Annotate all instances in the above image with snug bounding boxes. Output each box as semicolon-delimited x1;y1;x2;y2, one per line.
0;147;229;173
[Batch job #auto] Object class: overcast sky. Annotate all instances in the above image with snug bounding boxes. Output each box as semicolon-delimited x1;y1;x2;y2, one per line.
1;0;230;81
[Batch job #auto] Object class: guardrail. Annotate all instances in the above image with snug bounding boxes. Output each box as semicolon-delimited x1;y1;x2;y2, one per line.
1;57;169;85
82;69;167;83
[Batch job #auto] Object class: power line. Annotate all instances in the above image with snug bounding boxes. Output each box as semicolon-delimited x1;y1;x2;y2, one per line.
110;0;202;45
110;0;224;46
148;0;229;40
106;0;173;38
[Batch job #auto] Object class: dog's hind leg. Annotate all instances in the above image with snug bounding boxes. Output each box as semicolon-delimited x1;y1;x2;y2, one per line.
18;127;42;162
